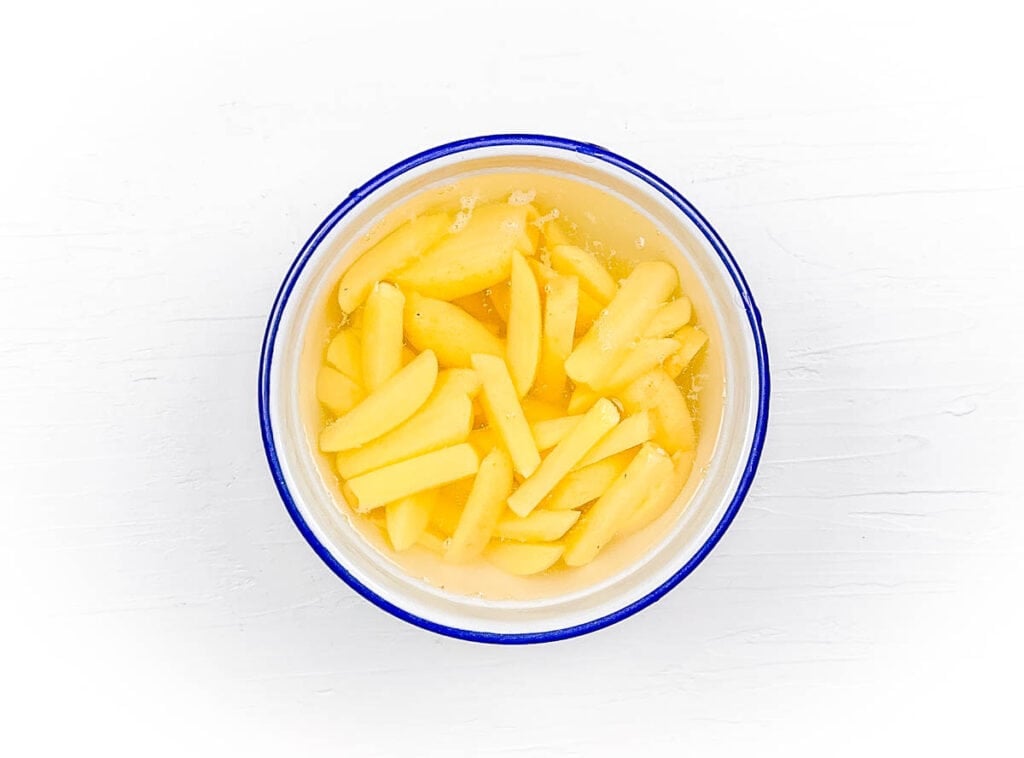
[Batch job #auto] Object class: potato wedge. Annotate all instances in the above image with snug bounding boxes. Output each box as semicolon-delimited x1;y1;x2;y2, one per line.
644;297;692;338
337;213;450;313
566;384;600;415
541;217;574;248
435;367;481;398
663;326;708;379
575;290;604;336
575;410;655;469
620;369;696;453
545;450;634;511
590;339;681;393
361;282;405;390
415;528;447;554
317;366;365;417
620;451;695;534
494;509;580;542
404;291;504;368
344;443;479;512
320;349;438;452
506;252;541;397
530;415;584;452
471;354;541;478
445;447;515;563
534;273;578;402
484;541;564;576
325;328;363;384
507;398;620;517
394;203;539;300
549;244;617;303
386;489;439;551
563;443;673;566
564;261;678;387
335;378;474;478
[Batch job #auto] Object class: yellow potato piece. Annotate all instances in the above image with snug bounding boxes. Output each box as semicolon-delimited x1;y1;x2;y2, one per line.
325;328;363;384
320;349;438;452
563;443;673;566
663;326;709;379
541;217;574;248
344;443;479;512
591;339;681;393
549;244;618;303
534;274;578;403
415;528;447;554
317;366;365;417
644;297;692;338
620;369;696;453
507;398;621;517
337;213;450;313
361;282;405;390
435;367;481;398
566;384;600;415
620;451;695;535
386;489;439;551
335;378;473;478
506;252;542;397
575;410;655;469
404;291;504;368
471;354;541;478
394;203;539;300
445;447;515;563
530;415;584;452
545;451;634;511
494;509;580;542
564;261;678;388
484;541;564;576
521;396;565;423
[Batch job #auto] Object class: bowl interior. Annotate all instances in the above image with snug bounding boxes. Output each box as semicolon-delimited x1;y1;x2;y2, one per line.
264;142;764;639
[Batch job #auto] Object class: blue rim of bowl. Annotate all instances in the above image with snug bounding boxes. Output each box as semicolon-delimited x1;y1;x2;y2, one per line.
258;134;770;645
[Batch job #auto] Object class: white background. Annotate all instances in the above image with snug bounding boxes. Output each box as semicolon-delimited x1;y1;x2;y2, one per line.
2;1;1022;755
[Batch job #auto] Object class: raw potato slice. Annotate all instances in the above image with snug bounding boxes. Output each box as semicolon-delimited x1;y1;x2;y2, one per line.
590;339;681;393
506;398;621;517
435;367;481;398
494;509;580;542
575;410;656;469
506;252;541;396
386;489;439;551
567;385;600;415
317;367;365;417
416;529;447;554
663;326;709;379
545;451;634;511
564;261;678;388
335;379;474;478
644;297;692;338
484;542;564;576
541;217;573;248
361;282;405;390
320;350;438;452
620;369;696;453
337;213;450;313
445;448;515;563
404;291;504;368
344;443;479;512
471;354;541;478
394;203;539;300
535;274;578;402
620;451;695;534
563;443;674;566
325;328;363;384
530;415;584;452
549;244;618;303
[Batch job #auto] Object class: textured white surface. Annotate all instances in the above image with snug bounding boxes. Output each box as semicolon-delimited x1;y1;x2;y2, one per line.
2;2;1021;755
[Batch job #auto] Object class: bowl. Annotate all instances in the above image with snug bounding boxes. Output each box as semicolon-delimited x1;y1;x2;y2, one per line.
259;134;769;643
